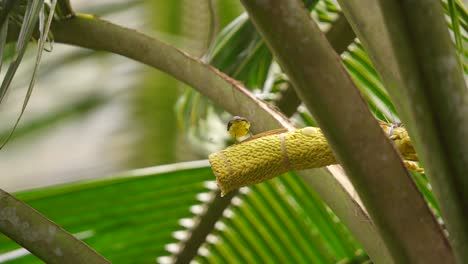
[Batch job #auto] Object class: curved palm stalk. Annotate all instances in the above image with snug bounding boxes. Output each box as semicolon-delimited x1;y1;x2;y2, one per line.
30;15;392;262
56;0;74;19
173;190;238;264
239;0;452;263
0;189;110;263
276;13;356;116
337;1;467;262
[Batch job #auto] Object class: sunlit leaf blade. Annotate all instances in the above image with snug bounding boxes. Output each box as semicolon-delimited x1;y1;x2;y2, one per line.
442;0;468;73
315;7;334;23
342;43;400;123
324;0;340;13
0;161;212;263
447;0;464;59
455;1;468;32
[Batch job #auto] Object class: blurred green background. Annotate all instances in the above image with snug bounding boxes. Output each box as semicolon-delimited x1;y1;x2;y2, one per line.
0;0;243;192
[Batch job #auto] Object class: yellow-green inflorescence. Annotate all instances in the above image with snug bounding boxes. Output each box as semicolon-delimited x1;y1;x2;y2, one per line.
209;124;419;196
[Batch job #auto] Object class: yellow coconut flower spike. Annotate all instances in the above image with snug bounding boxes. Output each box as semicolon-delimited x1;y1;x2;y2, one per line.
210;122;423;196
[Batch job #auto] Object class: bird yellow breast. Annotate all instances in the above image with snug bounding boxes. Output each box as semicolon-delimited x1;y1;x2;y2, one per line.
228;120;250;138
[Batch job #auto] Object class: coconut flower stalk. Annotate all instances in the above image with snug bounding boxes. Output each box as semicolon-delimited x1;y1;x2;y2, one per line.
210;122;419;195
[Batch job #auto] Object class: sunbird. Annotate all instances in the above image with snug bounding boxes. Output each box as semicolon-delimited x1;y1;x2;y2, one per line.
227;116;251;141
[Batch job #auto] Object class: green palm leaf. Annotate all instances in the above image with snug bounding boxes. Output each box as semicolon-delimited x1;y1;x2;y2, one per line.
0;161;211;263
192;174;365;263
0;164;366;263
0;0;57;149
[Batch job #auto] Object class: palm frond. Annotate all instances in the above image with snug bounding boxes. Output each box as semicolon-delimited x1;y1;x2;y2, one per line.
0;0;17;28
0;161;212;263
0;0;57;149
177;0;321;135
447;0;465;61
0;0;42;104
300;0;440;218
165;174;365;263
